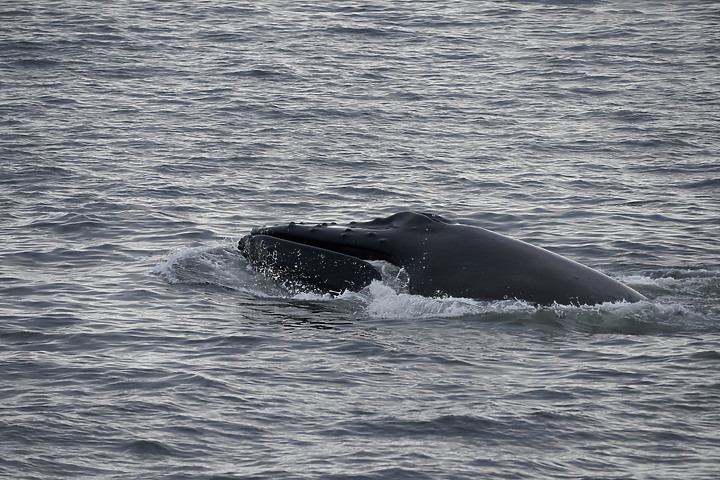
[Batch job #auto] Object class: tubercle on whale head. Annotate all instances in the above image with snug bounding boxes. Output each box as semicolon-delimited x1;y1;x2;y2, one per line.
240;221;402;267
249;212;451;237
240;212;460;269
347;211;453;230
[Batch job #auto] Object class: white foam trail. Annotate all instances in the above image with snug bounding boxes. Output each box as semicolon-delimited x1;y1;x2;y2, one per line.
619;274;681;287
338;281;536;320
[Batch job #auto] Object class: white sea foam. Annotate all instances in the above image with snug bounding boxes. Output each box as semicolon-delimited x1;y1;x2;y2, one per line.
619;274;681;287
334;281;537;319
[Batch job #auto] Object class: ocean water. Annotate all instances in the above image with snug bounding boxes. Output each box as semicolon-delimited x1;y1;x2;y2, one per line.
2;1;719;478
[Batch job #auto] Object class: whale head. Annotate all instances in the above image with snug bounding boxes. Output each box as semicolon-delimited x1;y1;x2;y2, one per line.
238;212;439;294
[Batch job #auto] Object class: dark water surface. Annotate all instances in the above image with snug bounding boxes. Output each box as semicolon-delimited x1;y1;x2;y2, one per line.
2;1;719;478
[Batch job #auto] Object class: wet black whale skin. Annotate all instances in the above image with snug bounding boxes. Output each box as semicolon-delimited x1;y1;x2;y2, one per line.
239;212;646;306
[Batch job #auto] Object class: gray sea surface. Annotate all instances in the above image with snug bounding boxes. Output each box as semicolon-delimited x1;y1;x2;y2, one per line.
1;1;719;479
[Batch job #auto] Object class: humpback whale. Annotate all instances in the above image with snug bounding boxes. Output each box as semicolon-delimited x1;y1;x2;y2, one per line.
238;212;646;306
